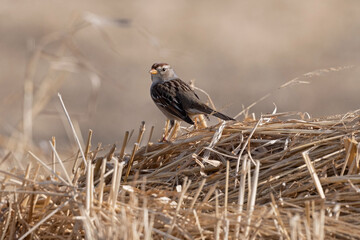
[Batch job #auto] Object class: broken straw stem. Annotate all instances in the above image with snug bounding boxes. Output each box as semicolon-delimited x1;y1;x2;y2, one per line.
57;93;87;168
302;150;326;199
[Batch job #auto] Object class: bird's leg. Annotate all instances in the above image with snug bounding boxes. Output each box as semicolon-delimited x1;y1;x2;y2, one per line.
161;120;171;142
168;120;180;141
162;120;176;142
169;119;175;128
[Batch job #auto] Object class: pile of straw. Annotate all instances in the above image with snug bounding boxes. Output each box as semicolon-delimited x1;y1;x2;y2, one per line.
1;110;360;239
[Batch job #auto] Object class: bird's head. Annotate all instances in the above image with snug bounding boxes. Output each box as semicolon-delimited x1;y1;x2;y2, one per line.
149;63;177;82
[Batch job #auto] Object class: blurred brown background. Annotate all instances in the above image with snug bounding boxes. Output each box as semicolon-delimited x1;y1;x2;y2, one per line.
1;1;360;151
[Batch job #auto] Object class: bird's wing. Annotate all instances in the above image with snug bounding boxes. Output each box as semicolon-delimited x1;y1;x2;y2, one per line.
151;79;194;124
173;79;235;121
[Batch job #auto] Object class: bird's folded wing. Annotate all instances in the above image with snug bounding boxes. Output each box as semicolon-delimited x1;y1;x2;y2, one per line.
151;83;193;123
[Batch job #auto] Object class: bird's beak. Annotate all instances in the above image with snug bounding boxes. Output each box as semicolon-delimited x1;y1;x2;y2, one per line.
149;69;158;75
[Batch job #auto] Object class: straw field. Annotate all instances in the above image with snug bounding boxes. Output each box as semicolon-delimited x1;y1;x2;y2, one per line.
1;108;360;239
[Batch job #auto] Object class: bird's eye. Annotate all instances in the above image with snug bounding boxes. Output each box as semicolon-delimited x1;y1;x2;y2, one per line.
162;68;166;71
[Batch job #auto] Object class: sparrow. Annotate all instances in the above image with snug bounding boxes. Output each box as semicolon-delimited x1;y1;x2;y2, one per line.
149;63;234;139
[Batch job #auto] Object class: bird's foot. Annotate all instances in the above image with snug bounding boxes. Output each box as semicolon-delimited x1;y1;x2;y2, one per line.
160;136;172;143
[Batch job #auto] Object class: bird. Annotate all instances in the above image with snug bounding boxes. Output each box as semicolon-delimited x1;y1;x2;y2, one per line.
149;63;235;140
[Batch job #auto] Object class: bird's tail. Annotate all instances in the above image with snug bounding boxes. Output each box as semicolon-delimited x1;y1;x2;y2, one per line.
198;104;235;121
212;111;235;121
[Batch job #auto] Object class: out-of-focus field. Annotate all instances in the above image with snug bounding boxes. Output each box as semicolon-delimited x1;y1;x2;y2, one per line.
1;1;360;150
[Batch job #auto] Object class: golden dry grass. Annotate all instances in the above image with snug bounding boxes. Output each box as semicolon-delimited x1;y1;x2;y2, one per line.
1;109;360;239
